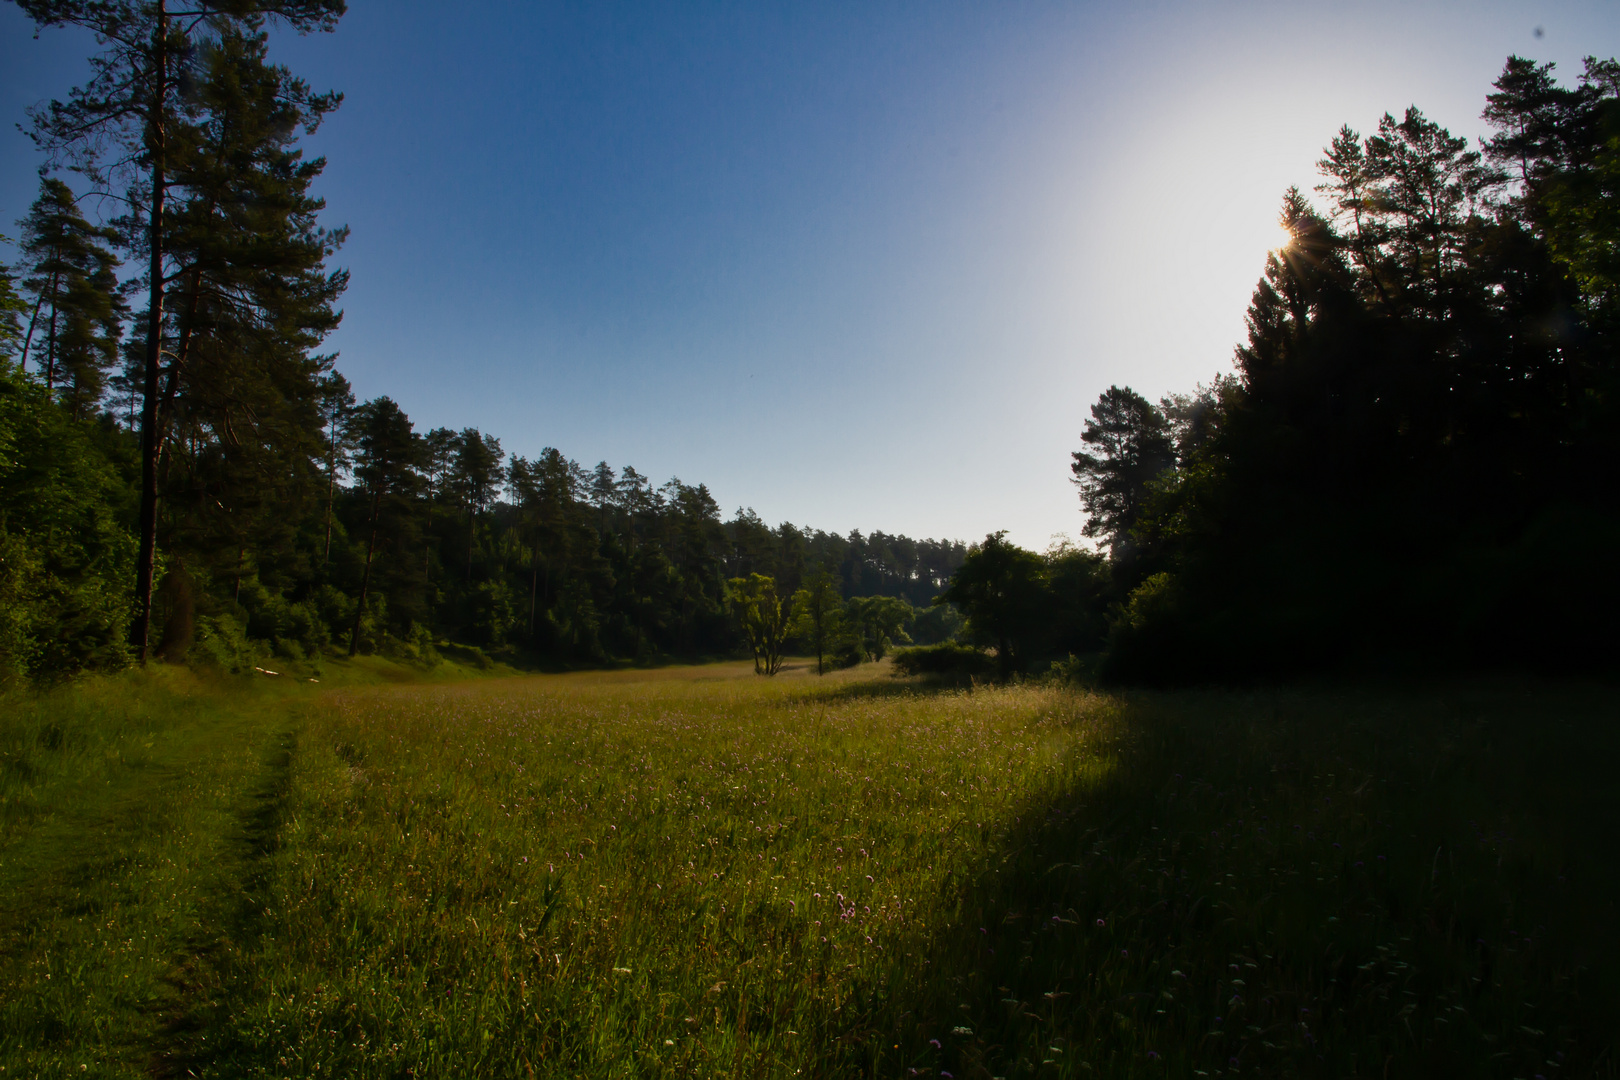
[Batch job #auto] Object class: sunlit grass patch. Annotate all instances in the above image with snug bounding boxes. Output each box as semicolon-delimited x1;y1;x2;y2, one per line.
195;663;1113;1077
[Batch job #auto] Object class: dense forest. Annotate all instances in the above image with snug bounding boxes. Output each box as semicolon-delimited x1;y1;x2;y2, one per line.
1;0;1614;685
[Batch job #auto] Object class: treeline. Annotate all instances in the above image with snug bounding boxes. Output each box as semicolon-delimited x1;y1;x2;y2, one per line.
6;10;1615;687
1048;56;1620;681
0;263;971;678
0;0;967;683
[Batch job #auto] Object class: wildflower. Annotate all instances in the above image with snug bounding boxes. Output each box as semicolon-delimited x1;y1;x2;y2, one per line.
1095;918;1105;927
929;1038;941;1048
952;1026;972;1036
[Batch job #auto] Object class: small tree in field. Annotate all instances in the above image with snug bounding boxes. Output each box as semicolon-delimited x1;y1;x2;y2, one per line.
938;532;1047;681
726;572;792;675
845;595;912;662
789;565;842;674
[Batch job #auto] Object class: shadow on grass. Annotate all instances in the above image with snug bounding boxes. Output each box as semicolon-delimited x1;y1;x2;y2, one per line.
785;671;996;706
843;679;1620;1079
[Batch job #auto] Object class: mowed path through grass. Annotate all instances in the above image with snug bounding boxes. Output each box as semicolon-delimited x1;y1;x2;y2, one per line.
2;662;1616;1078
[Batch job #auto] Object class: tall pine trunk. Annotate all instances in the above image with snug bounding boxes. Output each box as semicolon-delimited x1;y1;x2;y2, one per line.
132;0;168;663
44;275;59;393
322;429;337;567
529;548;539;637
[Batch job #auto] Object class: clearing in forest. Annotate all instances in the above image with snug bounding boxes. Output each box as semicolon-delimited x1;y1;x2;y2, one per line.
0;662;1614;1077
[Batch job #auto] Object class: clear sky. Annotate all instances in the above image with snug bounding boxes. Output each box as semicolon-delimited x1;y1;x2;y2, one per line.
4;1;1617;549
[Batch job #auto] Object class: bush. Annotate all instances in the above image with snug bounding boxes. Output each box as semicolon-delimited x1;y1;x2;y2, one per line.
905;603;964;646
190;612;259;673
0;360;136;683
828;641;864;670
890;642;996;679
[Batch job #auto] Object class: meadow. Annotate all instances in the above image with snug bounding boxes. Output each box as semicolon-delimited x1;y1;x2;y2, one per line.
0;661;1614;1078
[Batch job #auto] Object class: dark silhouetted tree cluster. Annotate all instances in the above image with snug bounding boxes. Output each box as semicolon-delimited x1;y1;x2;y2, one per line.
1074;57;1620;681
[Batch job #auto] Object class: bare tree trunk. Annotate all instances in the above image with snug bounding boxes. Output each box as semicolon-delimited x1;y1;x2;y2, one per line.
19;291;44;375
323;432;337;566
529;548;538;637
132;1;169;663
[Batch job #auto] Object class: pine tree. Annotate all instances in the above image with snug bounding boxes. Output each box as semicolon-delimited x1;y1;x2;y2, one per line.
17;178;124;416
15;0;345;660
347;397;420;655
317;371;356;567
1069;386;1176;559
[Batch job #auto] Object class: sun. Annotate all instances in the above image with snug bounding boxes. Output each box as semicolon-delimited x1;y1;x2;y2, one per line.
1270;223;1295;252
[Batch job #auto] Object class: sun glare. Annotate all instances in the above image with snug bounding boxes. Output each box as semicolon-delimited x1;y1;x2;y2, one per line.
1271;224;1295;252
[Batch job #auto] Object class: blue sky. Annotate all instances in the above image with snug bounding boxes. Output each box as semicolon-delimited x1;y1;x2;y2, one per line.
4;1;1617;548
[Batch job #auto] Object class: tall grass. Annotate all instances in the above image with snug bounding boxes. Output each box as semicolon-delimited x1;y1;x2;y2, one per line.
1;662;1614;1077
0;668;306;1074
192;662;1112;1077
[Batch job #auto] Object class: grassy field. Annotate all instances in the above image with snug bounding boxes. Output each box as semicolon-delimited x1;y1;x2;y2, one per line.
1;660;1615;1078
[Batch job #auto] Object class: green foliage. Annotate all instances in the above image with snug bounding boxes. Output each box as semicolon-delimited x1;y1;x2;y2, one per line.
904;600;963;645
16;177;124;417
0;358;135;682
939;533;1109;680
843;594;912;661
1070;385;1176;559
938;532;1048;680
788;565;844;674
189;612;259;673
890;640;997;679
725;572;792;675
469;579;517;647
1085;58;1620;683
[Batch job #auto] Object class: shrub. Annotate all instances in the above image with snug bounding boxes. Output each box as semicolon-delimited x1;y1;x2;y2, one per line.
891;642;996;679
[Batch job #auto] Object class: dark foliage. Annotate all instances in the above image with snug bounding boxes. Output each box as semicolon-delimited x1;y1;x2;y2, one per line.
1085;59;1620;682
